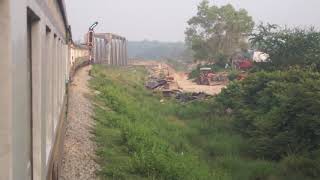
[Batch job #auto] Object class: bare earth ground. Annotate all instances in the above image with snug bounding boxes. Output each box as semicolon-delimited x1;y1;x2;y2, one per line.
172;71;225;95
133;60;226;95
60;65;100;180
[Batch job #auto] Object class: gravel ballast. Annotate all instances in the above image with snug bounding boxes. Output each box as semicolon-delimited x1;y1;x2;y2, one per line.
60;65;100;180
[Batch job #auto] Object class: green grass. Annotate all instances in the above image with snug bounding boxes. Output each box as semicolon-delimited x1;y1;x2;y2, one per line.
89;65;307;180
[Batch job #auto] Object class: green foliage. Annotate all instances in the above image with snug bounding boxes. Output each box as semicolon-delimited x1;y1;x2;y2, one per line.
90;65;211;179
227;70;239;81
218;68;320;162
280;155;320;178
250;24;320;70
90;65;319;180
185;0;254;62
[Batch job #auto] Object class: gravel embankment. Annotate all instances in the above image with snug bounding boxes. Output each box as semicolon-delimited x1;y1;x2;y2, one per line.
60;65;100;180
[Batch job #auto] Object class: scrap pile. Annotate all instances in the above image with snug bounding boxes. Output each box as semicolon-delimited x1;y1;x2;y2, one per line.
196;67;229;86
145;63;175;91
145;78;168;90
144;64;211;102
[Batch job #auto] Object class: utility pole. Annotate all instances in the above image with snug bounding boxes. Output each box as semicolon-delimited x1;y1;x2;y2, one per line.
87;21;98;63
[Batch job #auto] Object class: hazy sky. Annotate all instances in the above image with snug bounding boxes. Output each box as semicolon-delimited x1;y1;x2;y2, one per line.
65;0;320;42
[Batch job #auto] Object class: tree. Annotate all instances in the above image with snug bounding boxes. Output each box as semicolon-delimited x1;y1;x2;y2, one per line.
250;24;320;70
185;0;254;64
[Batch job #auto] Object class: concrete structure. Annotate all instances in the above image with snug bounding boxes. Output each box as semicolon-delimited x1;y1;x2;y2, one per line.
92;33;128;65
69;44;89;67
0;0;88;180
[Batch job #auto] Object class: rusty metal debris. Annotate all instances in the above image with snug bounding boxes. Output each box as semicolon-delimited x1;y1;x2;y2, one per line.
145;79;168;89
196;68;229;86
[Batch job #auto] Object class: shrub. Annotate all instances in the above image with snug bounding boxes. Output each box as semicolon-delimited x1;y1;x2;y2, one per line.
280;155;320;178
228;71;239;81
218;68;320;160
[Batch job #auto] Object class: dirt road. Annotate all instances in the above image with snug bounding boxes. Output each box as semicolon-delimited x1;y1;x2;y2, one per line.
60;65;99;180
172;70;226;95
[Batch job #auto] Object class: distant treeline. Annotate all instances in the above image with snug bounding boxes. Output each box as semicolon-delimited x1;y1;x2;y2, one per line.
127;40;193;61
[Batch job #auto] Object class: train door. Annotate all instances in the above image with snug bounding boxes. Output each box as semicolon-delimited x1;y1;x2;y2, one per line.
27;8;40;180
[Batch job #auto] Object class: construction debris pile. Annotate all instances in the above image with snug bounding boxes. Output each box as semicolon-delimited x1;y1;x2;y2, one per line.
145;63;212;102
145;63;174;91
145;79;168;90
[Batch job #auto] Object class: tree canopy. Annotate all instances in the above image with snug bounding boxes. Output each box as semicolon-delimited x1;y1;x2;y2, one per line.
185;0;254;63
250;24;320;70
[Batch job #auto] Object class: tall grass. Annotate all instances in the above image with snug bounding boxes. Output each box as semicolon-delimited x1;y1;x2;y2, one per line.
89;65;308;180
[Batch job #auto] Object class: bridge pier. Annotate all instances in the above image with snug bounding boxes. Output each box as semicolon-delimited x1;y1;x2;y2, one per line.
92;33;128;66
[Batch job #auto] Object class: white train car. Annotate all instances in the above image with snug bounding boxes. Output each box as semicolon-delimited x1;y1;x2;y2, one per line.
0;0;88;179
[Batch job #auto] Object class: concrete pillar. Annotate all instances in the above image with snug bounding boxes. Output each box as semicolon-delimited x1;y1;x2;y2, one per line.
98;39;101;63
123;40;126;65
101;39;104;63
126;40;128;65
114;39;117;65
120;40;124;66
126;40;129;65
113;39;117;65
112;39;116;65
118;39;121;66
104;40;108;64
100;39;104;64
110;40;113;65
96;38;100;63
117;39;121;66
116;39;120;65
99;38;102;63
119;39;122;65
107;34;112;65
93;38;96;63
122;40;125;65
105;40;108;64
114;39;118;65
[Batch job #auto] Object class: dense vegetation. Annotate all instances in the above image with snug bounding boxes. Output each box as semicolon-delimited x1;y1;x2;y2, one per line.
251;24;320;70
218;68;320;174
90;64;319;180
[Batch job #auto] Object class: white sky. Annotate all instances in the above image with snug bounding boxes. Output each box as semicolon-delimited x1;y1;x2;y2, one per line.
65;0;320;42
